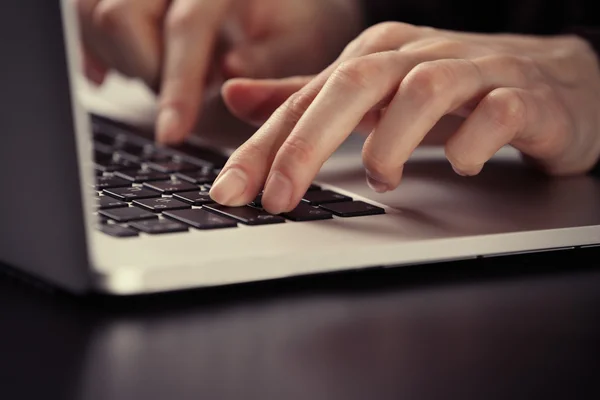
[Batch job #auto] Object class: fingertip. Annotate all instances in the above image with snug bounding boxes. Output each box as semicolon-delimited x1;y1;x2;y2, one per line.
222;79;276;125
156;107;189;145
222;51;248;79
221;78;251;100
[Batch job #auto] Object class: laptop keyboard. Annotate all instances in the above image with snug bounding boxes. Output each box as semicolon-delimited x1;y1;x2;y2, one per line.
90;115;386;238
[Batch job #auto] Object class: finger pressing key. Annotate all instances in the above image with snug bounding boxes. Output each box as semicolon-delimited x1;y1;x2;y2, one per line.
157;0;233;144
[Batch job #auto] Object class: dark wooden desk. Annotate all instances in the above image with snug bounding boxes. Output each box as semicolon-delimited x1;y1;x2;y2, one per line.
1;248;599;400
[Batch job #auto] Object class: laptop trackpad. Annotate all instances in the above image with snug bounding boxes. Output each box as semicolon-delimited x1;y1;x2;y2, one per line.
318;133;600;237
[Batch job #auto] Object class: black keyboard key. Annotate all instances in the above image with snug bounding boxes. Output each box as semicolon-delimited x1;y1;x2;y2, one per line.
96;196;129;210
320;201;385;217
115;142;146;155
175;170;218;185
128;219;189;235
143;151;174;163
173;190;213;206
103;186;161;201
115;144;154;162
90;117;129;140
204;204;286;226
251;193;264;207
282;203;333;222
94;176;131;190
164;209;237;230
133;198;191;213
143;180;198;194
169;142;225;167
252;185;318;208
94;147;113;159
100;207;158;223
99;224;139;238
147;161;201;173
95;157;140;173
115;169;171;183
93;132;116;147
302;190;352;205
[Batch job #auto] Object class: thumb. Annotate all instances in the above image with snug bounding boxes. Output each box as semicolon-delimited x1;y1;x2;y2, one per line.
222;76;312;126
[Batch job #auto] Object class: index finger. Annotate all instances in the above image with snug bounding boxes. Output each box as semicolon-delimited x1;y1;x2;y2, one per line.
157;0;233;144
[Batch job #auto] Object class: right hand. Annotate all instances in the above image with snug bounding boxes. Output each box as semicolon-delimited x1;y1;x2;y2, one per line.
74;0;363;144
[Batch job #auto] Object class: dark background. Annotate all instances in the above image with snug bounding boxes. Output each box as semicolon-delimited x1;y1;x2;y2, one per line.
1;248;599;400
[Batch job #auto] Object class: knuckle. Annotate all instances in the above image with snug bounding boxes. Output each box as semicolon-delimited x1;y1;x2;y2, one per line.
507;55;542;82
93;0;128;31
354;22;415;53
232;139;271;167
369;22;408;45
486;55;541;84
526;90;572;160
279;135;315;165
332;58;380;91
483;88;527;132
429;38;468;53
510;55;538;72
401;61;454;106
280;89;317;125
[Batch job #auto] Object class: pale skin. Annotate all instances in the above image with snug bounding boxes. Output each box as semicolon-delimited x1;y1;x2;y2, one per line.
75;0;363;143
213;22;600;214
75;1;600;216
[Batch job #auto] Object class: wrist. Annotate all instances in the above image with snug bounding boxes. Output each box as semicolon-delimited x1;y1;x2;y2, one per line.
564;27;600;67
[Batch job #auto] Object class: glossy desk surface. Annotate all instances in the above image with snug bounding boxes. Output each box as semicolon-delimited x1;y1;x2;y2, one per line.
1;248;599;400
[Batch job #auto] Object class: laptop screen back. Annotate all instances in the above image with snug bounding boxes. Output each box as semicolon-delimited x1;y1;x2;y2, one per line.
0;0;92;292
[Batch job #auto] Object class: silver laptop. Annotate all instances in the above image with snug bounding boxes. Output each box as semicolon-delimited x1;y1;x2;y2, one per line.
2;0;600;296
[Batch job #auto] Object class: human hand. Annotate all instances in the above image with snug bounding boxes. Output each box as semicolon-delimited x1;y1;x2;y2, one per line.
212;22;600;214
75;0;363;144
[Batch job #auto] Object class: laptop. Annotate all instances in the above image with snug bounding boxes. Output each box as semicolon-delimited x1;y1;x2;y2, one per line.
2;0;600;295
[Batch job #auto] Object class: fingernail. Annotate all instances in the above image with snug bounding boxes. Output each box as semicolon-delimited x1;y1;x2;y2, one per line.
224;52;246;77
451;163;483;177
263;172;293;214
156;107;181;144
365;170;390;193
209;168;248;205
451;164;467;177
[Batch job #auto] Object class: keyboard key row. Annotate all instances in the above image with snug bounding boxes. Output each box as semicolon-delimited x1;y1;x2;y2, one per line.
129;219;189;235
204;204;286;226
173;190;214;206
164;209;238;230
92;116;225;168
99;197;385;235
115;169;171;183
143;180;198;194
104;186;162;201
133;197;191;212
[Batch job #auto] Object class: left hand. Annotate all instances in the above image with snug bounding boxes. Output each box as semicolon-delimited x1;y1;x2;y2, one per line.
75;0;363;144
210;22;600;214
